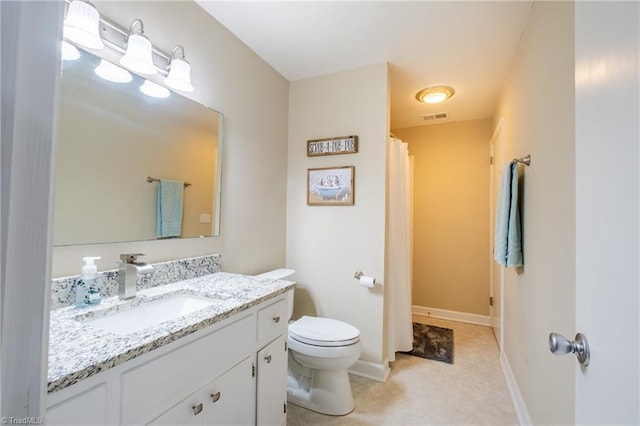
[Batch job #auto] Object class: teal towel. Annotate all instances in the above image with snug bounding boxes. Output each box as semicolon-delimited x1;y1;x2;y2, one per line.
494;163;511;264
156;179;184;238
494;161;524;266
507;162;523;266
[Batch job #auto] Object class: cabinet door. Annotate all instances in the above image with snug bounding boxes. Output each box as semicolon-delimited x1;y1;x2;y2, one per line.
202;356;255;426
147;389;203;426
256;335;287;426
148;356;255;426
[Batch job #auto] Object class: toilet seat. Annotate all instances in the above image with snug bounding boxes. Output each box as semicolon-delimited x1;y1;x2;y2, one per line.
289;316;360;347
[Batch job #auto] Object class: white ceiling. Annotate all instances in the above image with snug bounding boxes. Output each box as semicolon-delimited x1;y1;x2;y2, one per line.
196;1;533;130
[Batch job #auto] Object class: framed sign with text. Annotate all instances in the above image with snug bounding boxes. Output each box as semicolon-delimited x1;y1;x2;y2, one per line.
307;135;358;157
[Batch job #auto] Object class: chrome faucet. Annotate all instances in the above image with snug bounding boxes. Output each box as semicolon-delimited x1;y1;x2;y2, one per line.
118;253;154;300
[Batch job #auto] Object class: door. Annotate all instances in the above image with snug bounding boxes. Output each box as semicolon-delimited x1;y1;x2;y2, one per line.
202;356;255;426
489;119;505;349
573;2;639;423
147;388;202;426
256;335;287;426
148;356;255;426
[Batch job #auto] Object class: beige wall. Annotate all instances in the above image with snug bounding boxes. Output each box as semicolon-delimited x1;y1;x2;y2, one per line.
393;119;492;316
495;2;575;423
52;1;289;277
286;63;389;376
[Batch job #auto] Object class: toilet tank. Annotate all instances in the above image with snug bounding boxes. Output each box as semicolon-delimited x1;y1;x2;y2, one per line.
255;268;295;280
256;268;295;320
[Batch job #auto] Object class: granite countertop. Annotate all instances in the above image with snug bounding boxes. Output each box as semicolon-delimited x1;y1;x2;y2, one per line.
48;272;294;394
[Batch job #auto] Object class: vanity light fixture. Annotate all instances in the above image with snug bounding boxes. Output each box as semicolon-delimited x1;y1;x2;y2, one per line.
415;85;455;104
61;41;80;61
63;0;104;50
61;0;195;91
95;59;133;83
164;46;194;92
140;80;170;98
120;19;157;76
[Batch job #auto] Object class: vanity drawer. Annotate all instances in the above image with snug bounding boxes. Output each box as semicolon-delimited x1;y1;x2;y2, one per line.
120;314;255;425
257;297;288;346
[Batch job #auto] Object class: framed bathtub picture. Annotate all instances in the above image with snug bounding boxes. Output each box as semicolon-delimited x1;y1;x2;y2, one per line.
307;166;355;206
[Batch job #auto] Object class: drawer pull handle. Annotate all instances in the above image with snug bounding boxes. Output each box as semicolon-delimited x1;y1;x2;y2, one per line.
211;391;221;403
264;354;272;364
193;403;204;416
273;316;280;323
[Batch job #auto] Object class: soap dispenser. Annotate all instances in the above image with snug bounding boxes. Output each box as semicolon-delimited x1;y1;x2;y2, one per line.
75;256;101;307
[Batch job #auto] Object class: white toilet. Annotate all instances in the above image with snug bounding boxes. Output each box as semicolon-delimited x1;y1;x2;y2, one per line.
256;269;361;416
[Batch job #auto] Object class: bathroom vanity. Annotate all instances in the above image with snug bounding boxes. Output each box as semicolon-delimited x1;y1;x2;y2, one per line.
46;272;293;426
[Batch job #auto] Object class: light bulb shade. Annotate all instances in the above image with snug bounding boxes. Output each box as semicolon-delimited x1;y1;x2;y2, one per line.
120;33;156;75
95;60;132;83
140;80;170;98
415;86;455;104
61;41;80;61
164;58;194;92
63;0;104;50
423;92;448;104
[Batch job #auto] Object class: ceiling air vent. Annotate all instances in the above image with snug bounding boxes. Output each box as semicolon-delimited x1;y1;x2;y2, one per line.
421;112;448;121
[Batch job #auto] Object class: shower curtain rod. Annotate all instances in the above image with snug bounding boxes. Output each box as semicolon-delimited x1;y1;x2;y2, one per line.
514;154;531;166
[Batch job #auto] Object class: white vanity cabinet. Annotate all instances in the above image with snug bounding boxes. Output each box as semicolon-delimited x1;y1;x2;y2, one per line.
47;293;290;426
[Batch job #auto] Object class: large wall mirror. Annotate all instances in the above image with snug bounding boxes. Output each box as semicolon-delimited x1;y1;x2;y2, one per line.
54;46;223;245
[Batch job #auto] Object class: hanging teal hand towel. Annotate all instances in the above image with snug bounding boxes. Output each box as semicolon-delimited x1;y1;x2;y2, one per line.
494;161;523;266
494;163;511;265
506;162;523;266
156;179;184;238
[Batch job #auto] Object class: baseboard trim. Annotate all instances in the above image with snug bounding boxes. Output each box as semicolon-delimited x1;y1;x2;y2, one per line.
412;305;492;326
500;352;532;425
349;358;390;383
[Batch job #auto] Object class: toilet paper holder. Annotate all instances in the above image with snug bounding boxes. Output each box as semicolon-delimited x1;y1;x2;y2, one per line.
354;271;379;287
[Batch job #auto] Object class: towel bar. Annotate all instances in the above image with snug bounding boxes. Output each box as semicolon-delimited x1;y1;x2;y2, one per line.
146;176;191;187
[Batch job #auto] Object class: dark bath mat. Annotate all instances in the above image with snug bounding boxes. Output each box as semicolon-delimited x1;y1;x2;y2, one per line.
404;322;454;364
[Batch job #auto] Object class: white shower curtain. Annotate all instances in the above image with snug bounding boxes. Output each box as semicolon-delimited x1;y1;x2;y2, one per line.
386;137;414;361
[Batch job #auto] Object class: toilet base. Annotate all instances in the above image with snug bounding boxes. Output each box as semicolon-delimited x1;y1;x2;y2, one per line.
287;355;355;416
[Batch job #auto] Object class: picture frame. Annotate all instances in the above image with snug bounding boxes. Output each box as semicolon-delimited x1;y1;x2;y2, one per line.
307;135;358;157
307;166;355;206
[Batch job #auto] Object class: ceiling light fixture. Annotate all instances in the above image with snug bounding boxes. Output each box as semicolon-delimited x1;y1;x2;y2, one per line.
415;86;455;104
95;59;133;83
120;19;157;76
164;45;194;92
63;0;104;50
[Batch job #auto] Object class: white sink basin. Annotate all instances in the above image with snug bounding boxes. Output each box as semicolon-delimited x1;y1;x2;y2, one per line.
84;294;216;336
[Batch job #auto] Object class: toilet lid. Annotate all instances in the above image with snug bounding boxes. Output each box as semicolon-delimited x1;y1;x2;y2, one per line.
289;316;360;347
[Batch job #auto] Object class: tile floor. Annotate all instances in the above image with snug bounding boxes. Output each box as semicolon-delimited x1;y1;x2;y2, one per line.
286;316;518;425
